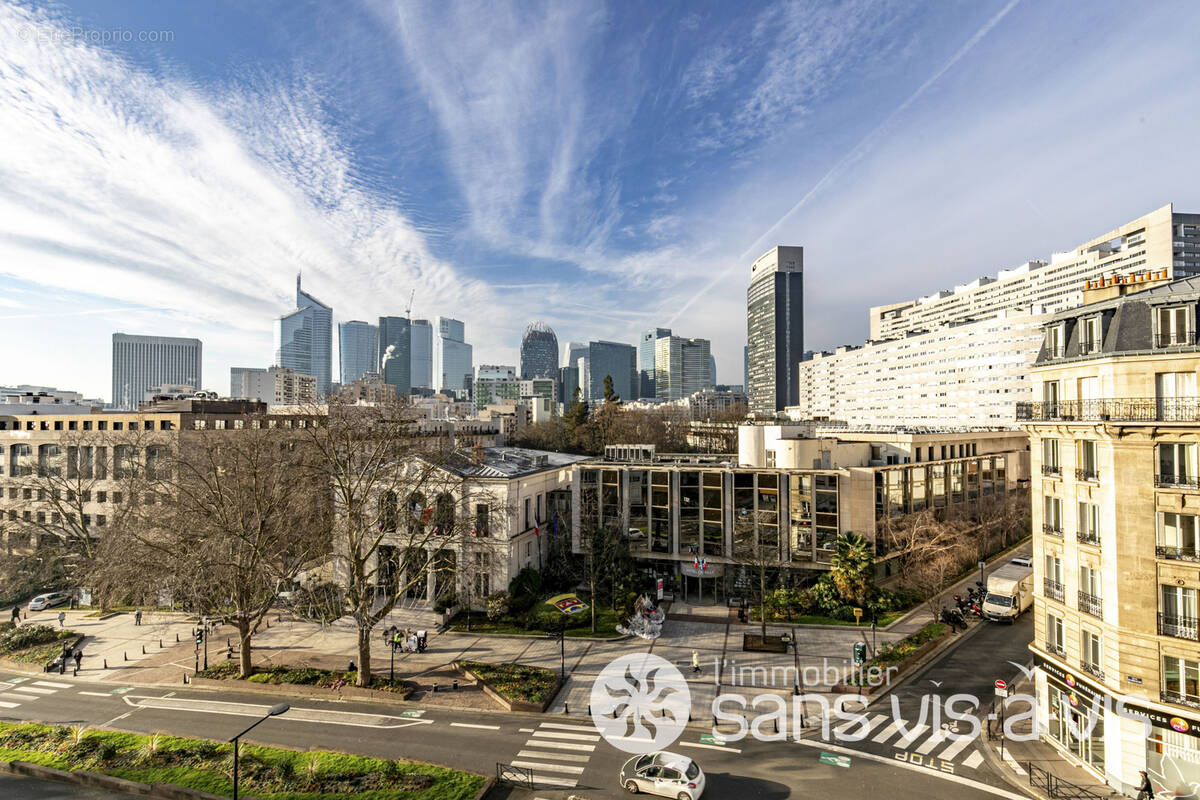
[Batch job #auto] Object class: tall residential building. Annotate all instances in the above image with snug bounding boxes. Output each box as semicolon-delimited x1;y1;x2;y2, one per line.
338;321;377;385
276;275;332;398
474;365;520;410
653;335;712;402
410;319;434;390
587;341;637;403
230;366;266;399
746;245;804;416
869;204;1200;342
1019;275;1200;794
111;333;202;411
377;316;411;397
435;317;474;398
520;322;559;380
230;366;317;405
639;328;672;399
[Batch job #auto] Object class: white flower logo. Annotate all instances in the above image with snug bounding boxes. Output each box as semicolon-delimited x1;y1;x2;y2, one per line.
590;653;691;754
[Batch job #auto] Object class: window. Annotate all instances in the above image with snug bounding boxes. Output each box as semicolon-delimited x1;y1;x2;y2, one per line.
1078;502;1099;546
1044;554;1064;600
1080;629;1102;676
1159;512;1200;559
1043;495;1063;535
1157;372;1198;421
1163;655;1200;706
1157;305;1192;346
1046;612;1065;655
1078;376;1100;405
1162;586;1199;640
1042;438;1060;475
1158;443;1199;488
474;504;490;537
1081;316;1101;354
524;497;532;530
1046;324;1066;358
1043;380;1061;406
1076;440;1098;481
1079;565;1102;618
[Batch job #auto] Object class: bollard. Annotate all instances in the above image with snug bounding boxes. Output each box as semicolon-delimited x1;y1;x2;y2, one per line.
142;644;146;655
103;658;108;669
123;652;128;661
183;673;188;684
588;705;591;716
563;703;569;715
433;683;439;693
175;633;179;643
452;679;458;691
265;620;269;629
774;717;779;734
159;639;163;648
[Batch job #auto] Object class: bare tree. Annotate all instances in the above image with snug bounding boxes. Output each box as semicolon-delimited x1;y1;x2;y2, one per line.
732;511;784;637
883;508;970;621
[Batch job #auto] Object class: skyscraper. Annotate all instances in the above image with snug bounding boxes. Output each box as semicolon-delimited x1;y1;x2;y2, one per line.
746;246;804;416
111;333;202;410
639;328;672;399
709;354;717;388
338;320;377;385
435;317;473;397
377;316;411;396
587;341;637;403
653;336;712;401
520;321;559;379
410;319;434;390
276;275;332;398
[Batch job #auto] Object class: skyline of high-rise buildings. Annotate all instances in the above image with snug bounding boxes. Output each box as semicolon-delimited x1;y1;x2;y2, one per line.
377;315;412;397
338;320;378;386
747;245;804;416
111;333;202;411
276;274;333;399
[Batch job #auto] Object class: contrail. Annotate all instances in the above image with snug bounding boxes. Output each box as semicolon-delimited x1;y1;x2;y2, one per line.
666;0;1022;327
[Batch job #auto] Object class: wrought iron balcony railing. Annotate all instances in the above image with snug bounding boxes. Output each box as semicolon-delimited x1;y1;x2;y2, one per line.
1162;689;1200;711
1044;579;1065;602
1155;331;1196;348
1157;545;1200;562
1042;523;1064;538
1077;530;1100;547
1080;661;1105;680
1156;473;1200;489
1075;468;1100;482
1041;464;1062;477
1159;613;1200;641
1044;641;1065;658
1017;397;1200;423
1079;591;1103;618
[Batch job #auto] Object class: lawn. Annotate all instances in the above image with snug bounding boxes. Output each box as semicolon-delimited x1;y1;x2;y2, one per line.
197;662;415;695
0;722;484;799
447;603;624;638
0;623;77;665
459;661;559;706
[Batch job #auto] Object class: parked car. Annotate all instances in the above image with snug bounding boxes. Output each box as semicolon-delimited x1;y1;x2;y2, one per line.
620;752;705;799
627;528;648;540
27;591;71;611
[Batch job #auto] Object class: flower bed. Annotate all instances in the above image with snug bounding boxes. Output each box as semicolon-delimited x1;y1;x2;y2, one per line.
0;623;78;667
842;621;949;692
0;722;483;799
197;662;415;696
456;661;559;710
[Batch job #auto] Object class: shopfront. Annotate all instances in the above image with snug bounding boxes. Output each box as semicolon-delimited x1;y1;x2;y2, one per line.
1039;657;1106;775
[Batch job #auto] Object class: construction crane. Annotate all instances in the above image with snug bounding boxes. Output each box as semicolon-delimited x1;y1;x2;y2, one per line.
405;288;415;320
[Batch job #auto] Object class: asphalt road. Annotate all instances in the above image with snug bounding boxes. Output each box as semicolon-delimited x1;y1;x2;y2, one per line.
0;615;1038;800
0;773;140;799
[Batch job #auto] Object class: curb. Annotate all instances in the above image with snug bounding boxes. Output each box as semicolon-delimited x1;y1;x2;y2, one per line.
975;734;1045;800
864;617;994;707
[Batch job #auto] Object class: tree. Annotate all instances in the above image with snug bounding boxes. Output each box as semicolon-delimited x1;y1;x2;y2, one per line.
883;508;970;622
602;375;619;404
830;533;874;606
732;511;783;636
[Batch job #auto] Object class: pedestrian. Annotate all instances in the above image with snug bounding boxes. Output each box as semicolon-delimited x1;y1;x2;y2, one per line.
10;605;20;624
73;649;82;671
134;609;142;626
691;650;701;675
57;610;65;628
1136;770;1153;800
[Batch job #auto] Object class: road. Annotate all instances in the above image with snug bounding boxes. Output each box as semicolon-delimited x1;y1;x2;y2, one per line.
0;616;1037;800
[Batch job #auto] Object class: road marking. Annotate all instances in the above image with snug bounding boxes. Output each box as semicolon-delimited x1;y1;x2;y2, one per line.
1000;747;1027;775
8;687;56;695
871;720;900;743
519;740;595;752
450;722;500;730
537;722;598;732
961;751;984;770
894;723;930;749
517;750;590;763
527;775;577;788
32;681;72;688
836;713;886;735
4;693;39;701
0;700;21;708
937;734;975;761
915;728;949;755
794;738;1029;800
510;760;585;775
79;692;117;697
122;695;436;729
530;729;599;742
103;711;134;727
519;727;535;733
679;741;743;753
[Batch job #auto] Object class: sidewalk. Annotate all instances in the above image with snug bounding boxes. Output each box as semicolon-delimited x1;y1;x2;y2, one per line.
978;677;1122;800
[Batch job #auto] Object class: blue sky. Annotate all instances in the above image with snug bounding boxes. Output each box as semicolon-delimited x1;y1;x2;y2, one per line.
3;0;1200;401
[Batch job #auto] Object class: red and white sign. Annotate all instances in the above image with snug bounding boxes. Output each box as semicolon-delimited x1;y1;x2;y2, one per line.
995;679;1007;690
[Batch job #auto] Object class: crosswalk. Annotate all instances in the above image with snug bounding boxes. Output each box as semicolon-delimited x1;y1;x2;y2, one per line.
0;678;72;709
510;720;602;788
829;712;985;771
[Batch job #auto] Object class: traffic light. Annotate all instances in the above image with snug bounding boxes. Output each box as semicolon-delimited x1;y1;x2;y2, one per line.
195;630;204;646
852;642;866;665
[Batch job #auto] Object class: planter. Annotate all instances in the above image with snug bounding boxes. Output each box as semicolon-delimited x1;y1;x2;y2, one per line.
835;634;947;695
452;661;563;713
743;633;789;653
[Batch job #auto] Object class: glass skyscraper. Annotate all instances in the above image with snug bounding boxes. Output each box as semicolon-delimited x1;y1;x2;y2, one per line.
639;327;671;399
410;319;434;390
377;316;411;396
747;246;804;415
587;340;637;403
276;274;332;398
338;320;377;385
435;317;473;397
520;321;559;379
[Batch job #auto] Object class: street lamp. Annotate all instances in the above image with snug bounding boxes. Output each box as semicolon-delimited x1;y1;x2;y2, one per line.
228;702;289;800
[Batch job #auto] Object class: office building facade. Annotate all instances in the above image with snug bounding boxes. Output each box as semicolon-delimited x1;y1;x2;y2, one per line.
747;246;804;417
338;321;377;386
411;319;434;390
639;328;672;400
378;316;412;397
111;333;202;411
654;335;712;402
474;365;520;411
587;341;637;404
520;321;559;380
276;275;332;398
435;317;473;398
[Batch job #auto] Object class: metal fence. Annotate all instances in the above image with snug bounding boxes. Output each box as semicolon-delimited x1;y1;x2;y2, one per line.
1026;762;1108;800
1016;397;1200;422
496;763;533;788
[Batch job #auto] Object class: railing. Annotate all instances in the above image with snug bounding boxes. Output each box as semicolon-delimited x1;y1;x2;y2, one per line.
1047;345;1066;359
1162;689;1200;711
1017;397;1200;422
1156;331;1196;348
1044;579;1065;602
1027;762;1108;799
1045;641;1066;658
1078;591;1103;618
1074;468;1099;482
1041;464;1062;477
1157;545;1200;562
1156;473;1200;489
1079;661;1104;680
1043;523;1064;537
1159;613;1200;641
1076;530;1100;547
496;763;534;788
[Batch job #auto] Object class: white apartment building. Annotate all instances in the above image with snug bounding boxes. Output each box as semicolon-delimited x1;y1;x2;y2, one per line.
869;204;1200;342
230;366;317;406
792;308;1047;429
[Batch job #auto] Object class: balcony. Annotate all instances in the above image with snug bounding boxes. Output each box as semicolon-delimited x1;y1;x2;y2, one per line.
1157;545;1200;562
1043;523;1064;538
1047;345;1065;359
1077;530;1100;547
1017;397;1200;423
1075;468;1100;482
1044;641;1065;658
1041;464;1062;477
1044;579;1065;602
1080;661;1105;680
1159;613;1200;641
1162;689;1200;711
1155;331;1196;348
1079;591;1103;618
1156;473;1200;489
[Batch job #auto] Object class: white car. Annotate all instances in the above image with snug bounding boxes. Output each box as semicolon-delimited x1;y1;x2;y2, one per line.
620;752;705;799
627;528;648;540
27;591;71;611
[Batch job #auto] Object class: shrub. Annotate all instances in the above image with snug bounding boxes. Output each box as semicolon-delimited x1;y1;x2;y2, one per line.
432;593;457;614
486;591;511;621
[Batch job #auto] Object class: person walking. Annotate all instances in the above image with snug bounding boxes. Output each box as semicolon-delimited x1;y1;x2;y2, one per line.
1136;770;1153;800
134;609;142;626
10;605;20;625
691;650;701;675
73;649;82;672
57;610;65;628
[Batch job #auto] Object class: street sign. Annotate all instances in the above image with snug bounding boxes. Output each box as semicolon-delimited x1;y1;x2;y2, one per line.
699;734;727;746
656;578;664;601
819;752;852;768
852;607;863;624
995;679;1008;698
995;679;1007;689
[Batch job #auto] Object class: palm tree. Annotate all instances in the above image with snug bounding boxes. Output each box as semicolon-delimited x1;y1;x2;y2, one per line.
830;533;874;607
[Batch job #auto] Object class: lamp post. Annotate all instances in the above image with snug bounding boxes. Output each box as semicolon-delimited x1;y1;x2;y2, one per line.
229;702;289;800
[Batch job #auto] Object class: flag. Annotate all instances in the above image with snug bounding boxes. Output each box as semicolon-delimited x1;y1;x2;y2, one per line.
553;515;559;538
534;522;540;537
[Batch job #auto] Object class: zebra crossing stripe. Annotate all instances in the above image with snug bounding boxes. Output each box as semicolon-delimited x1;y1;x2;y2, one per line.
530;730;599;742
835;713;886;735
936;734;975;761
961;750;985;770
914;728;949;755
32;681;71;688
894;724;930;749
523;740;595;752
517;750;590;763
538;722;599;732
0;700;20;708
871;720;901;742
510;760;585;775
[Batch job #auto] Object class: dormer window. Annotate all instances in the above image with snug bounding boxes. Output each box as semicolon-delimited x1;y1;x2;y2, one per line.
1080;316;1102;354
1156;305;1192;347
1046;323;1066;358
